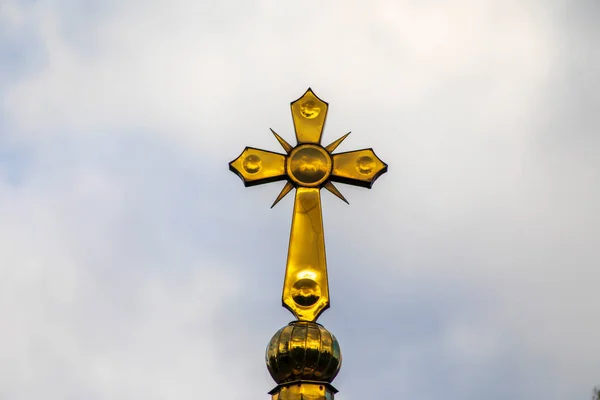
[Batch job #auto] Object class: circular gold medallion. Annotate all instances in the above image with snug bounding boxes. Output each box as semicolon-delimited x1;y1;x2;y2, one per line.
356;156;375;175
242;154;261;174
287;145;332;187
291;279;321;307
299;100;321;119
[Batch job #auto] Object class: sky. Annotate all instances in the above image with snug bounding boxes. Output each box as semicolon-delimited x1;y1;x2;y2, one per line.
0;0;599;399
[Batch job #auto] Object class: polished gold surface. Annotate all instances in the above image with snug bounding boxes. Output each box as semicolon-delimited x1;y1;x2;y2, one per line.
287;144;332;188
229;88;388;322
272;181;295;209
291;89;328;144
283;188;328;321
332;149;388;188
270;382;337;400
266;321;341;384
324;132;350;153
271;129;293;154
229;89;388;399
229;147;287;186
323;181;348;205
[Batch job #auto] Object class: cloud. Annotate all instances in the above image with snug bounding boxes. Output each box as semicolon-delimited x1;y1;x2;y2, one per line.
1;0;599;399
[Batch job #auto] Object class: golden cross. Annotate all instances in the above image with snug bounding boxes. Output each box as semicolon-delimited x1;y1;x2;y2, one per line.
229;88;387;322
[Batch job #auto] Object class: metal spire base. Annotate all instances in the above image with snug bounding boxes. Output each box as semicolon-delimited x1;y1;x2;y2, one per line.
269;381;338;400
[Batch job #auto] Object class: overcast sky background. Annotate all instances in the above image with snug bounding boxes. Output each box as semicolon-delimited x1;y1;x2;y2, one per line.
1;0;599;399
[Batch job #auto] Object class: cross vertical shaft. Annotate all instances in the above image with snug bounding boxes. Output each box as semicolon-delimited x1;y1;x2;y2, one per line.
283;187;329;321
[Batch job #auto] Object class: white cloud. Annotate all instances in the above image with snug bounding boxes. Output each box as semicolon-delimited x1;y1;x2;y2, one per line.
4;0;557;145
0;157;248;399
1;0;599;399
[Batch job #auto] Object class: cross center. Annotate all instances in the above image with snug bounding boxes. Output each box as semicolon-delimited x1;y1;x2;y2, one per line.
287;144;332;187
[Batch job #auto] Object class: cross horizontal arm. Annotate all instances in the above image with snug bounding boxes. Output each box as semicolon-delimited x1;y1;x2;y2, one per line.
331;149;388;188
229;147;288;187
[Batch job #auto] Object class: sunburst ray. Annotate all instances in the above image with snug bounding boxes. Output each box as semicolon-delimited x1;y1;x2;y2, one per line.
271;181;295;208
325;132;351;153
324;181;349;204
271;128;293;153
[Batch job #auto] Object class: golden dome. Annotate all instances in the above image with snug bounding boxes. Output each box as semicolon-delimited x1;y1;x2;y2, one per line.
266;321;341;384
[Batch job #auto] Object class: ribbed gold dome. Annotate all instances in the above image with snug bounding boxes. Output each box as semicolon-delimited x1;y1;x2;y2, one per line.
266;321;341;384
